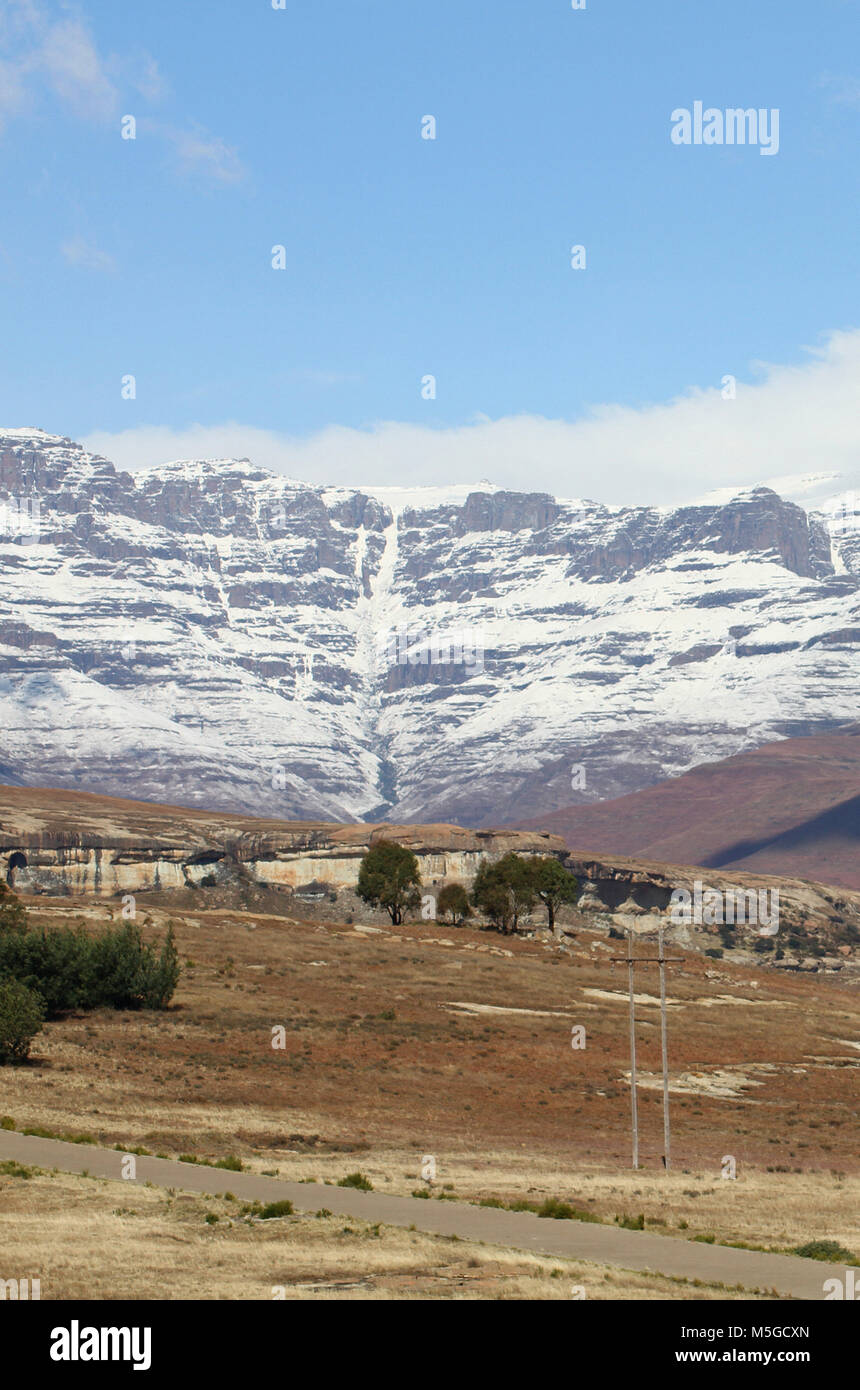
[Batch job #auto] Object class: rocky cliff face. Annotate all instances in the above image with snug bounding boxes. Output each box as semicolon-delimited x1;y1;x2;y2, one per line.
0;427;856;825
1;785;855;967
0;783;564;899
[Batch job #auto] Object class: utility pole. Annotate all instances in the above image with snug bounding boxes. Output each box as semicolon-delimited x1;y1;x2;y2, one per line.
626;929;639;1170
611;928;684;1171
658;925;671;1171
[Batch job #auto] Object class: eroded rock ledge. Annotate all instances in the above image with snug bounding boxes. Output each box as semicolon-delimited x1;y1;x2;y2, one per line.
0;783;564;896
0;784;857;964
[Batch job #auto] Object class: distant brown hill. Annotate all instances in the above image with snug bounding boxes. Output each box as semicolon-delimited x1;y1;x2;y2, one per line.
515;725;860;891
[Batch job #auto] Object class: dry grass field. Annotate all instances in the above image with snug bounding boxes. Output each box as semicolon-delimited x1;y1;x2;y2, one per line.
1;894;857;1297
0;1167;774;1301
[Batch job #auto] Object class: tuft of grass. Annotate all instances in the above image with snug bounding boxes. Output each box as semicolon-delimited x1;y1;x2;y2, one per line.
240;1198;294;1220
474;1194;601;1223
537;1197;600;1223
0;1116;15;1131
22;1125;93;1145
0;1159;38;1179
178;1152;243;1171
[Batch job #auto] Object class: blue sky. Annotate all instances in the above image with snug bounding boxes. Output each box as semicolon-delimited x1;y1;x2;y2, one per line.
1;0;859;500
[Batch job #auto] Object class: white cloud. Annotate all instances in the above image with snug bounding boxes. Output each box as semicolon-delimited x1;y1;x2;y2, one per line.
0;3;118;125
60;236;116;273
0;5;239;188
133;54;165;103
82;329;860;507
162;124;246;186
818;72;860;108
37;14;118;121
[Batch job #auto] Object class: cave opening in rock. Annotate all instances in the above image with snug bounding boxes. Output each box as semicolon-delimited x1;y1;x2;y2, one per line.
6;851;27;886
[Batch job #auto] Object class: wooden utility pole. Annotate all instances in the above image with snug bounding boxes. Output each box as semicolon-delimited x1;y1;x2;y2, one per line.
611;928;684;1171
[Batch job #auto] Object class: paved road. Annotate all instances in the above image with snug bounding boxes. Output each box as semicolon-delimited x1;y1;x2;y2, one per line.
0;1131;846;1299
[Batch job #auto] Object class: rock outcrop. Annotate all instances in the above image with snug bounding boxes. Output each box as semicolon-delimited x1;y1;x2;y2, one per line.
0;783;565;899
0;784;856;966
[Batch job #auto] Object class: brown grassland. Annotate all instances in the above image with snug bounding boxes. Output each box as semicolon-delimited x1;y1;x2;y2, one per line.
1;895;857;1299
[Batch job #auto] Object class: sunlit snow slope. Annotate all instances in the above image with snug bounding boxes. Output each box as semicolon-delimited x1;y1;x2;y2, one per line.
0;428;857;823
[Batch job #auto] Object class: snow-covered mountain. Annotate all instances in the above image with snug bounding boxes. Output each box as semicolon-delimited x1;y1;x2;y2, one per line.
0;427;857;825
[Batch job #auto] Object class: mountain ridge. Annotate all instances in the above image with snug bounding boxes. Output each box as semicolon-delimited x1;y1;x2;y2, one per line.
0;426;857;826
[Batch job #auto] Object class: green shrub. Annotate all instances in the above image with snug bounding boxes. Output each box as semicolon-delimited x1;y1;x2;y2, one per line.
0;918;180;1016
0;922;92;1015
0;1115;15;1130
85;922;180;1010
213;1155;243;1172
793;1239;857;1264
258;1200;293;1219
0;978;45;1063
0;881;27;934
337;1171;373;1191
538;1198;574;1219
0;1159;37;1179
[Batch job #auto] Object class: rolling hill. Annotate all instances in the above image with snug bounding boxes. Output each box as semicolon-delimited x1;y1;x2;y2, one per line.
516;724;860;890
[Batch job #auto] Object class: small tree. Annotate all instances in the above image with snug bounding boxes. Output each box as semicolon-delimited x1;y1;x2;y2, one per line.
0;979;45;1063
472;874;515;933
356;840;422;925
437;884;471;926
0;880;27;935
527;857;580;932
471;854;536;934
